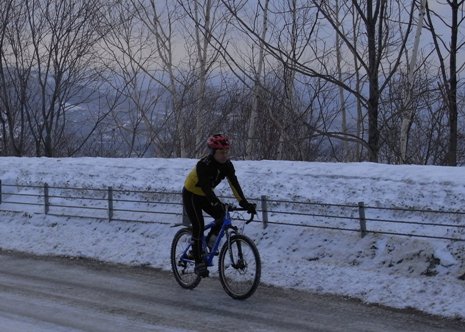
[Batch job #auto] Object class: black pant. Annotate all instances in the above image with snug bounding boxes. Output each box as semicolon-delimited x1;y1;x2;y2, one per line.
182;187;224;263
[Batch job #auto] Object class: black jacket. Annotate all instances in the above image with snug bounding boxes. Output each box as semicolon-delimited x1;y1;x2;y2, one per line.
184;155;246;206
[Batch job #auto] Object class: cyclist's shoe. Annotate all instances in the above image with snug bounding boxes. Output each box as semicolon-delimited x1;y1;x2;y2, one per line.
194;262;209;278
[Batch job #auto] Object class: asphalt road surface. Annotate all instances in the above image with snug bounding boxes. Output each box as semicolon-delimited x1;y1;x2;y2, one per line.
0;251;463;332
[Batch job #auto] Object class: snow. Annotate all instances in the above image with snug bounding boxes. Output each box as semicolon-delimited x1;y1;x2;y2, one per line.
0;157;465;320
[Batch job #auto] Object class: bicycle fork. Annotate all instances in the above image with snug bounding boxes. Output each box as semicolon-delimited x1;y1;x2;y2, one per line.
227;229;246;270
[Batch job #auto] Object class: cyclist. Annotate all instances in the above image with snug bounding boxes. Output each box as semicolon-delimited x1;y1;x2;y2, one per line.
182;134;256;277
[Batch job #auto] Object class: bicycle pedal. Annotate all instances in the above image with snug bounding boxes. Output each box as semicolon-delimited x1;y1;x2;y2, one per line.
185;250;194;260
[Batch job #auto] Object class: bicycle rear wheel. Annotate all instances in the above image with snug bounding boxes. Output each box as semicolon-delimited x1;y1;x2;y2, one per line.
171;228;201;289
218;234;261;300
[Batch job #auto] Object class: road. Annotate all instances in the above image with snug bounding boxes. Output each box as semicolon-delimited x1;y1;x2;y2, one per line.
0;251;463;332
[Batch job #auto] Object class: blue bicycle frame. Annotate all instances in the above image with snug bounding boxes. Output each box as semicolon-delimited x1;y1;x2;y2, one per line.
204;211;234;266
181;210;235;267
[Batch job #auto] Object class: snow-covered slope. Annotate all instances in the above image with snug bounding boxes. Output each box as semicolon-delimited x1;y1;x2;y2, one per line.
0;157;464;319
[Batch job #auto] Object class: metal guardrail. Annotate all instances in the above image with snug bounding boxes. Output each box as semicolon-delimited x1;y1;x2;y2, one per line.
0;180;464;242
0;181;182;225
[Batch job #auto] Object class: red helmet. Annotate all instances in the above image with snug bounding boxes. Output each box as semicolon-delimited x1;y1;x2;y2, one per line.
207;134;230;149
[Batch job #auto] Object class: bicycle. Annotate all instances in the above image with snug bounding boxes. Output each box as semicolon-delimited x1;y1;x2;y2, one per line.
170;205;261;300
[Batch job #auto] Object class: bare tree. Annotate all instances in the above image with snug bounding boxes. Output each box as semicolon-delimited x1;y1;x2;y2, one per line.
245;0;269;159
218;0;330;160
20;0;108;157
425;0;465;166
399;0;427;163
99;1;164;157
132;0;189;157
220;0;416;162
315;1;416;162
177;0;232;156
379;60;446;164
0;0;32;156
335;0;349;160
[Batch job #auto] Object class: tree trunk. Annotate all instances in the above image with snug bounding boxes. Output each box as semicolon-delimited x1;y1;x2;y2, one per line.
400;0;426;163
366;1;379;162
446;0;459;166
335;0;348;160
246;0;269;159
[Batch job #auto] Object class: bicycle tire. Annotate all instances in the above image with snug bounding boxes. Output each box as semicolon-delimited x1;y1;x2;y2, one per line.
218;234;261;300
171;228;201;289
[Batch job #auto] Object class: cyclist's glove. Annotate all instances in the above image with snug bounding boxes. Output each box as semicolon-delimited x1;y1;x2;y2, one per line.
239;200;257;214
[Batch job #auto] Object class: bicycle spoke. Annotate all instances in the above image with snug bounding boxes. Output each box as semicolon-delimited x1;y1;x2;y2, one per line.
171;228;201;289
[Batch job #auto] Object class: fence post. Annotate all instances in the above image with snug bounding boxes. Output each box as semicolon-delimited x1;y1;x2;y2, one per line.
108;187;113;221
0;179;2;204
261;195;268;229
44;183;49;214
358;201;367;238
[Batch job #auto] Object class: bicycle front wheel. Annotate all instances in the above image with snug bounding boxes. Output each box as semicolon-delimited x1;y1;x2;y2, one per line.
170;228;201;289
218;234;261;300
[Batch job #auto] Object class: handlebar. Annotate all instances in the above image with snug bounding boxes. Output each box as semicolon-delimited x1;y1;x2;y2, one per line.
226;204;256;224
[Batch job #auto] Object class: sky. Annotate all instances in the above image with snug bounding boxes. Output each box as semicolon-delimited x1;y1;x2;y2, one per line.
0;157;464;321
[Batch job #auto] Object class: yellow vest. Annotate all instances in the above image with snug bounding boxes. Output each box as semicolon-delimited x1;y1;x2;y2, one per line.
184;166;205;196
